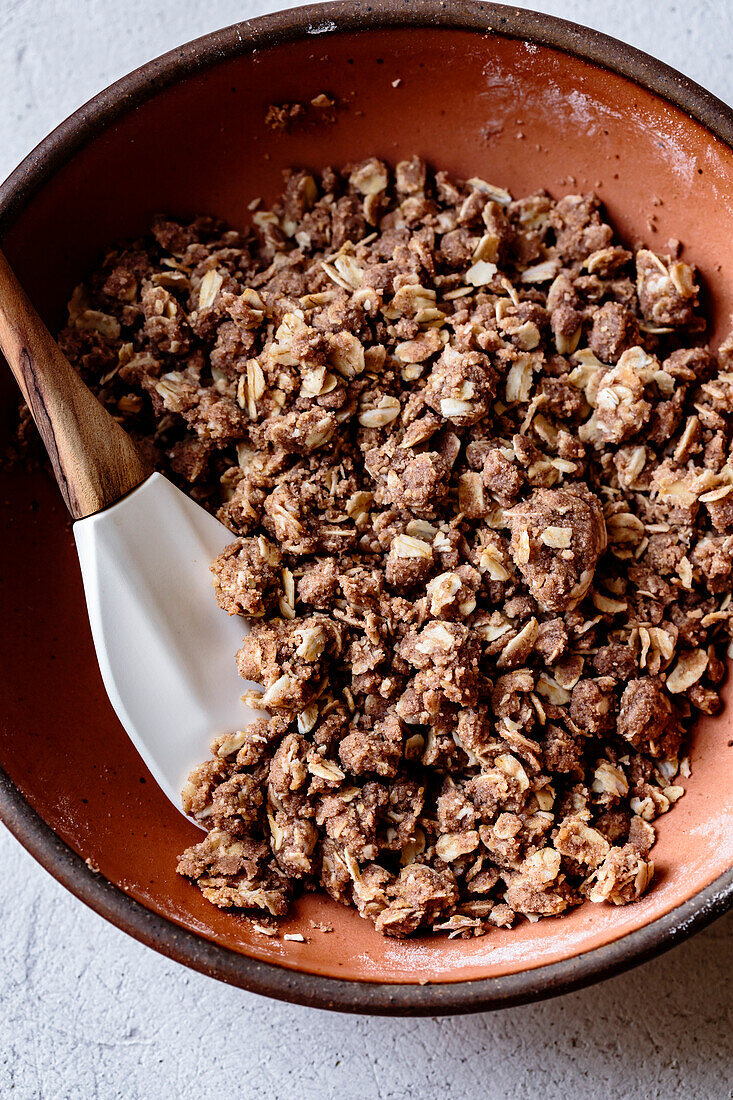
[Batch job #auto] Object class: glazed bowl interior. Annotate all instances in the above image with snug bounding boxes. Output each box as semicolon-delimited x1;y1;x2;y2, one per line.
1;2;733;1009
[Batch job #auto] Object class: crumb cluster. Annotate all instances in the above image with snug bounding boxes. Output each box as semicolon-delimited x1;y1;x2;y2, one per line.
51;159;733;938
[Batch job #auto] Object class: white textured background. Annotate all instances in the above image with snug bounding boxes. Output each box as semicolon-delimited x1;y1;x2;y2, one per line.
1;2;732;1097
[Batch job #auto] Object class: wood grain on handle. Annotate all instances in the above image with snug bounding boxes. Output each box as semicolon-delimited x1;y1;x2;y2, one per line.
0;249;150;519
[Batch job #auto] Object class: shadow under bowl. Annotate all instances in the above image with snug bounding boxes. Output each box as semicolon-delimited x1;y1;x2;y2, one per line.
1;0;732;1014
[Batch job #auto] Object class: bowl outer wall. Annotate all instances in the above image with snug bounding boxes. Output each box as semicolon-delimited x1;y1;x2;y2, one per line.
0;0;732;1014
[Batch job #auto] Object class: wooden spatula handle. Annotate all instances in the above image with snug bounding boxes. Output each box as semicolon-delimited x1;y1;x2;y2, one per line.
0;248;150;519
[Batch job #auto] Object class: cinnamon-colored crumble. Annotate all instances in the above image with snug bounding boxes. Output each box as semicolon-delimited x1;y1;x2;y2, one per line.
47;159;733;938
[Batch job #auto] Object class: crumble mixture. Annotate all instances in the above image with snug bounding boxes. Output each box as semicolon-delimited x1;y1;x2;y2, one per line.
47;159;733;938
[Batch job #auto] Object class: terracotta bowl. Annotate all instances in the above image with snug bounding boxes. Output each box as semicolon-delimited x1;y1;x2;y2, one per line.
2;1;733;1015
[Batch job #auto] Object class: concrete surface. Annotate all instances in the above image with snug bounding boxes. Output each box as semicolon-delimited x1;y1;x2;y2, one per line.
1;1;732;1097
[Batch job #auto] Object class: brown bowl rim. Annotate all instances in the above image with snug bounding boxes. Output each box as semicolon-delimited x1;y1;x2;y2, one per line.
1;0;732;1015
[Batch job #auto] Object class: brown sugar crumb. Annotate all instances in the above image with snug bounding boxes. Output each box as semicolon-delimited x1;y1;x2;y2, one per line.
264;103;305;131
250;920;279;937
265;94;339;132
43;159;733;939
507;485;607;612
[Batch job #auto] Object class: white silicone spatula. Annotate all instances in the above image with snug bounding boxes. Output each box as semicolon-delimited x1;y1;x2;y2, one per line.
0;249;257;814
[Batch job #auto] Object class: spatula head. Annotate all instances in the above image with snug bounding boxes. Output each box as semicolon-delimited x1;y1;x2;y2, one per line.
74;473;258;815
